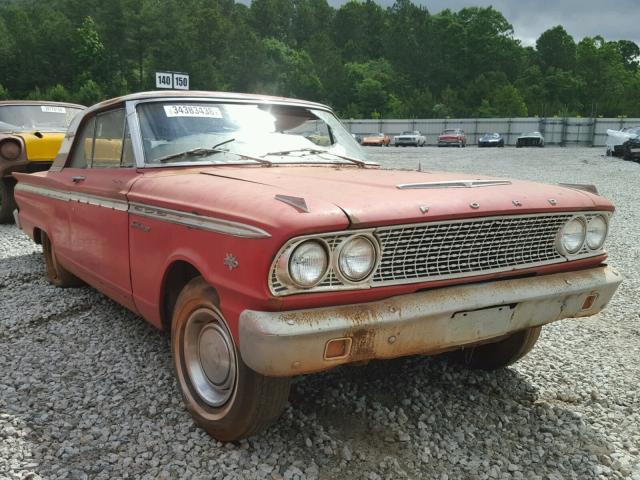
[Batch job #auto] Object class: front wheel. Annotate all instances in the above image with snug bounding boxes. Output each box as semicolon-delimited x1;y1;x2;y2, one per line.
449;326;541;370
0;178;17;224
172;277;291;441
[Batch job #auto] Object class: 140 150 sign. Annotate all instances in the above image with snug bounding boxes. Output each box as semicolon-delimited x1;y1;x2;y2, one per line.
155;71;189;90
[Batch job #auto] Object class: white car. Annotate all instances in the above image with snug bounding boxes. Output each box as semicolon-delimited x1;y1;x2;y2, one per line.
605;126;640;157
394;130;426;147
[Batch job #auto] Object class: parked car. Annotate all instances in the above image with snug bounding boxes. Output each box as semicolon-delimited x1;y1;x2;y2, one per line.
0;100;85;222
438;128;466;147
394;130;426;147
605;126;640;157
621;137;640;161
361;133;390;147
516;131;545;147
478;132;504;147
14;91;621;441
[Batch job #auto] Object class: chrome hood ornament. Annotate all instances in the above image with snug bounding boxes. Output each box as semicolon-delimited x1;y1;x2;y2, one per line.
397;180;512;190
275;194;309;213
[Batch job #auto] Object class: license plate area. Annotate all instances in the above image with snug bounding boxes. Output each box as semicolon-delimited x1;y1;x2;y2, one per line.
449;304;516;340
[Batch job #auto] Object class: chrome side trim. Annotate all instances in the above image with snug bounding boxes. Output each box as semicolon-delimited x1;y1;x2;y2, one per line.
16;183;128;211
16;183;271;238
397;180;512;189
129;202;271;238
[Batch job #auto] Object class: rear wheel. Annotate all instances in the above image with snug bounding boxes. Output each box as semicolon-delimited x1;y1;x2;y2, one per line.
449;326;541;371
172;277;291;441
41;232;84;287
0;178;17;224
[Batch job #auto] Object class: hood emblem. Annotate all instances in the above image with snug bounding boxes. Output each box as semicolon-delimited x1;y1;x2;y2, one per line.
275;194;309;213
512;199;522;207
419;205;429;214
470;202;480;209
397;180;511;190
224;253;239;271
548;198;557;205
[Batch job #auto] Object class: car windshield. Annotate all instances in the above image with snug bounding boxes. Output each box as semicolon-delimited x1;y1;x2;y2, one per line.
137;101;367;165
523;132;540;136
443;129;457;134
485;133;500;138
0;105;83;132
401;131;417;135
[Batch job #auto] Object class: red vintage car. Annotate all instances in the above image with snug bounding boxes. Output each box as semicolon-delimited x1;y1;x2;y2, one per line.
438;128;466;147
14;91;621;441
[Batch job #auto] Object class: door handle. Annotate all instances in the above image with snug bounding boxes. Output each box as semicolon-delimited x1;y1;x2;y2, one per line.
71;176;86;183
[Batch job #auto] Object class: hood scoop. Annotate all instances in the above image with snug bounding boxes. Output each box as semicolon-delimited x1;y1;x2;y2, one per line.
397;179;512;190
275;194;309;213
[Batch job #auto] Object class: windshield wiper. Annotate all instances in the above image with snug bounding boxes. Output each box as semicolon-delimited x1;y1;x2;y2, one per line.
155;138;272;166
263;148;368;168
156;147;223;163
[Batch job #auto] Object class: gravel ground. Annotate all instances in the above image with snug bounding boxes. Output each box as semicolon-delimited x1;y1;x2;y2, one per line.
1;146;639;480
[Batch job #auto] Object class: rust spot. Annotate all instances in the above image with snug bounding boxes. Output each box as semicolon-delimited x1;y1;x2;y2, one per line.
348;328;376;360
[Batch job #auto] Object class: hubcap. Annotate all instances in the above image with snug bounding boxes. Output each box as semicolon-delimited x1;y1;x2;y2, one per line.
184;308;237;407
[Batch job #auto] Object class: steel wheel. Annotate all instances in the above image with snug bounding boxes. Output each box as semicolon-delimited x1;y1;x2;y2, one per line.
172;277;291;441
183;307;237;407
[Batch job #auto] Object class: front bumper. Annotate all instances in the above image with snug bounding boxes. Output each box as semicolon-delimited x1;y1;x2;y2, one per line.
239;266;622;376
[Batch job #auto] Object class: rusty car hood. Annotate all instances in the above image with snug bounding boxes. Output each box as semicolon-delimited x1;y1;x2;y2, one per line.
131;166;612;231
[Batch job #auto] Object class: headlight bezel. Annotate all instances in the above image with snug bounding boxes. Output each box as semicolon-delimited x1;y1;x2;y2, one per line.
276;239;330;289
0;139;22;160
556;215;587;256
334;234;380;284
586;214;608;250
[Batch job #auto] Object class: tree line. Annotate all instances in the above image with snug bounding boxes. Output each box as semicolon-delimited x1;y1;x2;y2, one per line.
1;0;639;118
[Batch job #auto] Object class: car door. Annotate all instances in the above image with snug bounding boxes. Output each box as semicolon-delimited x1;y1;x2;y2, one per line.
56;107;139;311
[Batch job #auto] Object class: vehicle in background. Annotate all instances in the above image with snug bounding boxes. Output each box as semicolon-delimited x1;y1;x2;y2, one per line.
438;129;466;147
361;133;390;147
394;131;426;147
605;126;640;157
13;91;621;441
621;137;640;161
516;131;545;148
478;132;504;148
0;101;85;222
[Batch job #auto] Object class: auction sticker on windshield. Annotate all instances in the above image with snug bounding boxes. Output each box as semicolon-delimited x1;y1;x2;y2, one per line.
163;105;222;118
41;106;66;113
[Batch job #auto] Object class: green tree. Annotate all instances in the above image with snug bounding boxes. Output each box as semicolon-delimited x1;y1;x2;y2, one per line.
536;26;576;71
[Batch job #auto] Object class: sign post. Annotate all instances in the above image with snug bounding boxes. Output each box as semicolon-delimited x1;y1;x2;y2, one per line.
155;71;190;90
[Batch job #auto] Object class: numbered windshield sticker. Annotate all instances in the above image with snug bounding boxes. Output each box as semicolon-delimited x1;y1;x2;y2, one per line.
163;105;222;118
41;106;66;114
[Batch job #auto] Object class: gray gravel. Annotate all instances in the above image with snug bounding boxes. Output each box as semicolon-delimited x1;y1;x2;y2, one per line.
1;146;639;480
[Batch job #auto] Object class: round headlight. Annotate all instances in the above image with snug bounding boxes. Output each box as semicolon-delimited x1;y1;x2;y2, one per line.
338;236;376;282
288;240;328;287
0;140;21;160
560;217;586;254
586;215;607;250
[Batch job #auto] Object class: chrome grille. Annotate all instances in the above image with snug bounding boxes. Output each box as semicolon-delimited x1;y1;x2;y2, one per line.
372;215;571;284
269;212;606;295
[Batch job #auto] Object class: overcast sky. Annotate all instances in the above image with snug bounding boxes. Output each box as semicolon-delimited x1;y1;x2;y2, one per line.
325;0;640;46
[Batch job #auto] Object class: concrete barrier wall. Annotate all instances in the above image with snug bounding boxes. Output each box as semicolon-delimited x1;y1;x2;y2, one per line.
341;118;640;147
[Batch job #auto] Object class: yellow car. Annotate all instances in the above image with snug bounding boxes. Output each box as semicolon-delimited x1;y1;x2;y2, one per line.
0;100;85;222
